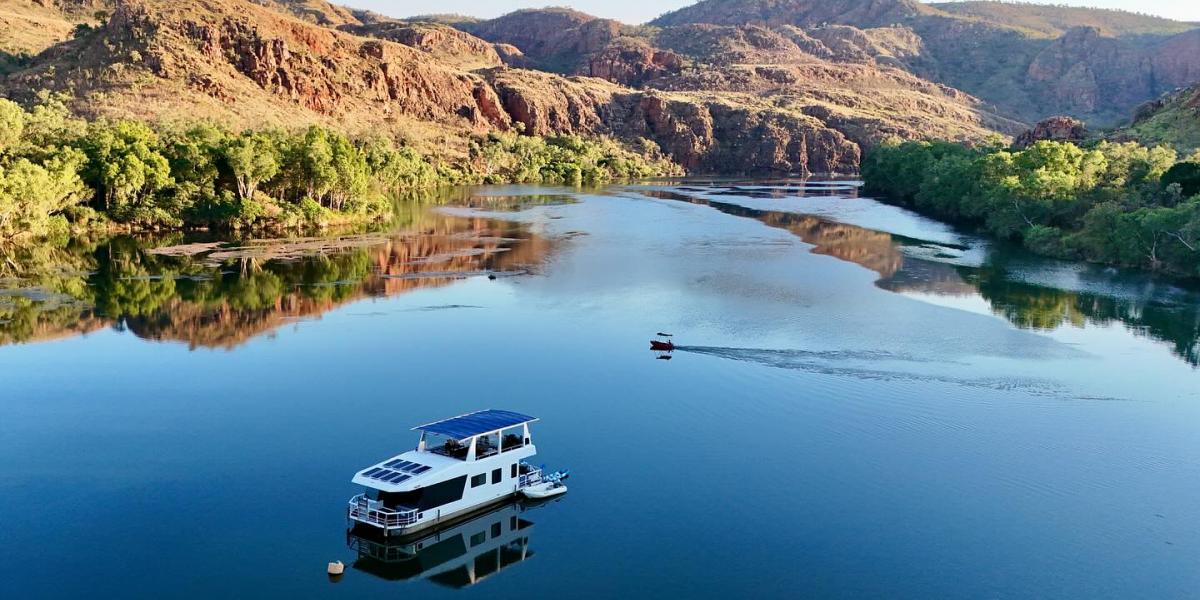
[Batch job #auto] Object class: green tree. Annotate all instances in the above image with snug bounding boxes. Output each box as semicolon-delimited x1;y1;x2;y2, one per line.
223;131;279;202
0;98;25;153
1162;162;1200;199
297;126;337;203
79;121;174;223
327;131;369;211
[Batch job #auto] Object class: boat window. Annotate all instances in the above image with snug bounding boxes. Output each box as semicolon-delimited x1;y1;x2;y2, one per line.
491;522;502;538
470;531;486;547
491;468;501;484
471;473;486;487
383;475;467;510
501;427;525;452
510;463;517;478
476;433;500;459
426;433;469;460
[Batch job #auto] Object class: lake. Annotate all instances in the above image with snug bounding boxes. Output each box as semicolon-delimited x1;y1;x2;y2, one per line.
2;180;1198;598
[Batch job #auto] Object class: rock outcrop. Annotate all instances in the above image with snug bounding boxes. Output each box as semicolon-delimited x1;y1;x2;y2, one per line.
343;21;503;69
1014;116;1088;148
484;69;860;175
585;39;683;88
460;8;622;72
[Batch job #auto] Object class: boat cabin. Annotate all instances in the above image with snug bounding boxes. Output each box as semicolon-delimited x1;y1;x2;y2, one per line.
348;410;543;536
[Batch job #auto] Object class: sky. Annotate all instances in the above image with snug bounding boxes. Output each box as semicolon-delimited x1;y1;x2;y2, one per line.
342;1;1200;25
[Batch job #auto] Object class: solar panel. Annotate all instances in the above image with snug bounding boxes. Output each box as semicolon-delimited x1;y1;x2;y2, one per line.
386;472;410;483
383;459;403;468
414;409;537;439
364;467;384;477
413;465;431;474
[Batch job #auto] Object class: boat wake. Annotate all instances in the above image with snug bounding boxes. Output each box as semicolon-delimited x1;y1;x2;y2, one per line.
674;345;936;364
672;345;1124;401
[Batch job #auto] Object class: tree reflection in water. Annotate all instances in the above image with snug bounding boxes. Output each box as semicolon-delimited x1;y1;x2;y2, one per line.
0;200;552;350
640;186;1200;366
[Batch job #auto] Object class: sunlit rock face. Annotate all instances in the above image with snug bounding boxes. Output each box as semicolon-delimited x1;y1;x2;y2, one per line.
1014;116;1088;149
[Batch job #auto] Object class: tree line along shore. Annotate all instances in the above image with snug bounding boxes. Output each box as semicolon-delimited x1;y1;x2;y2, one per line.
0;94;681;242
863;138;1200;278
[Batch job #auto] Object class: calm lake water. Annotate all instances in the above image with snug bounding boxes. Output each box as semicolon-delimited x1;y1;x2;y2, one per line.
2;181;1199;598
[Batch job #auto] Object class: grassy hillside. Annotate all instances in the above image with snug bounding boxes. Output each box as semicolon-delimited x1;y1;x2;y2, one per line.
646;0;1200;126
930;1;1197;39
1119;86;1200;152
0;0;102;73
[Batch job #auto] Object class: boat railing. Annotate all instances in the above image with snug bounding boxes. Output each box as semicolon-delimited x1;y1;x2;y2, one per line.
348;494;419;529
518;466;543;489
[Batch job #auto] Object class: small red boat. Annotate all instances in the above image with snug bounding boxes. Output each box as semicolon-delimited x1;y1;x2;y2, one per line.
650;340;675;351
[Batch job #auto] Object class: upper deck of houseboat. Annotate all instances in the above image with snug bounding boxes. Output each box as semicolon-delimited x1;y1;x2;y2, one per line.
351;409;539;494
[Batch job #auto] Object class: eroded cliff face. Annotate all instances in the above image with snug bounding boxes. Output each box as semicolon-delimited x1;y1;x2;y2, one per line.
1151;31;1200;91
585;39;684;88
1026;27;1153;117
485;69;860;175
9;0;512;131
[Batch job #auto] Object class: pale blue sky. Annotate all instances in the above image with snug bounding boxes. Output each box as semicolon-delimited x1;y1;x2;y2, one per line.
343;1;1200;25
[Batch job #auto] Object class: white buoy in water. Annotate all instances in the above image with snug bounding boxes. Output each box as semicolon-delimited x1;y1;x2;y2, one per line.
327;561;345;576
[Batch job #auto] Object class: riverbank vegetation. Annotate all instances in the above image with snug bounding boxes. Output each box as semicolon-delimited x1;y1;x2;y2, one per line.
0;95;679;243
863;138;1200;278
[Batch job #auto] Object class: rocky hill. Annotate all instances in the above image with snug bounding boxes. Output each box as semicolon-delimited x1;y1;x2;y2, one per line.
652;0;935;29
447;7;1021;148
647;0;1200;126
0;0;872;175
5;0;1195;176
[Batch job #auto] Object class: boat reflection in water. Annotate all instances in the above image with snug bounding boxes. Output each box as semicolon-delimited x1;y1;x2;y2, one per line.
346;500;547;588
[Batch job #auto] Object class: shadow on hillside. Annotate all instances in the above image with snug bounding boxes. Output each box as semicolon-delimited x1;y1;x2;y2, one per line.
0;50;33;76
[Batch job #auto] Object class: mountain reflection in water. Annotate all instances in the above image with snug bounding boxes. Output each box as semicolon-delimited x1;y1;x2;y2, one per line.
635;186;1200;366
0;208;551;350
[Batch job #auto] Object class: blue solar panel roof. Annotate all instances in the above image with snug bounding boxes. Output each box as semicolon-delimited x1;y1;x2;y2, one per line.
414;409;537;439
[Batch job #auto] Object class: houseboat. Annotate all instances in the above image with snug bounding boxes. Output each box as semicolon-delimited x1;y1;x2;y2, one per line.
348;409;548;536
